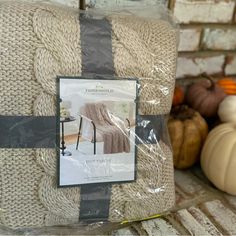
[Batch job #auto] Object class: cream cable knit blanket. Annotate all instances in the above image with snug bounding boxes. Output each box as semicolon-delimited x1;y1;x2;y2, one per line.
0;1;177;229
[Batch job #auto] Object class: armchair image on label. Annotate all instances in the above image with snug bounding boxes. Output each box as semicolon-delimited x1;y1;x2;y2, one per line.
76;102;131;155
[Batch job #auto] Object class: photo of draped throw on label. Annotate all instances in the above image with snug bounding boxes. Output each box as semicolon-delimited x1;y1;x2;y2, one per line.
78;102;131;155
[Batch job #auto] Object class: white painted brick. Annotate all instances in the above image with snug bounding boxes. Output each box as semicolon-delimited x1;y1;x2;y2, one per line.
175;170;207;195
176;55;225;78
15;0;169;9
141;218;180;235
15;0;79;7
188;207;223;236
178;28;201;52
87;0;168;8
225;55;236;75
173;0;235;23
204;200;236;235
9;0;169;9
176;209;211;235
112;228;136;236
224;194;236;210
203;28;236;50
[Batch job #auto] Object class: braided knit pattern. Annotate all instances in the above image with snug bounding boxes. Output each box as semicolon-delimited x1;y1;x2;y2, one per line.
109;16;177;115
108;141;175;221
0;1;177;229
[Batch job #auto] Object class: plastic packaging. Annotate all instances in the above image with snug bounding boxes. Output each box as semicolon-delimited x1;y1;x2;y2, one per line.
0;0;179;233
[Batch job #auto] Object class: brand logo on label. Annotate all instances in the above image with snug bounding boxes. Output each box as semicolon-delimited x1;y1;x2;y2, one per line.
85;84;114;93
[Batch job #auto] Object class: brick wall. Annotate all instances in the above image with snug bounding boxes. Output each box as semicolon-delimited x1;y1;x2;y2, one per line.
169;0;236;81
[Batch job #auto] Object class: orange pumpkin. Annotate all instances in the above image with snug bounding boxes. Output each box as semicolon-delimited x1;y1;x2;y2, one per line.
217;78;236;95
172;86;184;106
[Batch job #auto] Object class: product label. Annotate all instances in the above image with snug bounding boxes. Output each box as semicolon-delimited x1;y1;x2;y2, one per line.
57;77;137;187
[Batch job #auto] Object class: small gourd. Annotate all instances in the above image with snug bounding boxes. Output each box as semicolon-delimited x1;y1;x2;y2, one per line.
218;96;236;123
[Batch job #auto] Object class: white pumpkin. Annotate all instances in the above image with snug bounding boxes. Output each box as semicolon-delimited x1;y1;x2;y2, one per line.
201;123;236;195
218;96;236;123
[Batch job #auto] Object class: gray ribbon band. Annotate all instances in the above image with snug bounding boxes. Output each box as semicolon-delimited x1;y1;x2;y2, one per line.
78;15;166;222
0;116;56;148
79;14;113;222
79;184;112;222
80;14;115;76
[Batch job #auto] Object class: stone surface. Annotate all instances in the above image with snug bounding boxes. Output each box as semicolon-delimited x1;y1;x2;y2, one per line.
176;55;225;78
178;28;201;52
173;0;235;24
225;55;236;75
203;28;236;50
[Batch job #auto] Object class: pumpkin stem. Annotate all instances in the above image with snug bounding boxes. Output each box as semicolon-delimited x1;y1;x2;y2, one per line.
202;73;215;90
171;105;195;121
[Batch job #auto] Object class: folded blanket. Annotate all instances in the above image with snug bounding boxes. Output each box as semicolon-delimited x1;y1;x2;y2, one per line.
0;1;178;229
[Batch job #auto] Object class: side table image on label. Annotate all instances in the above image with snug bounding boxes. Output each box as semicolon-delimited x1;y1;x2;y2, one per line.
60;116;76;156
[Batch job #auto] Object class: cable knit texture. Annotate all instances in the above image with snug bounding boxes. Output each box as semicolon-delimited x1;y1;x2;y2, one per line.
0;1;178;229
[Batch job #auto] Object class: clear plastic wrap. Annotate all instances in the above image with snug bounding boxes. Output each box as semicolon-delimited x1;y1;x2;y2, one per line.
0;0;179;233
